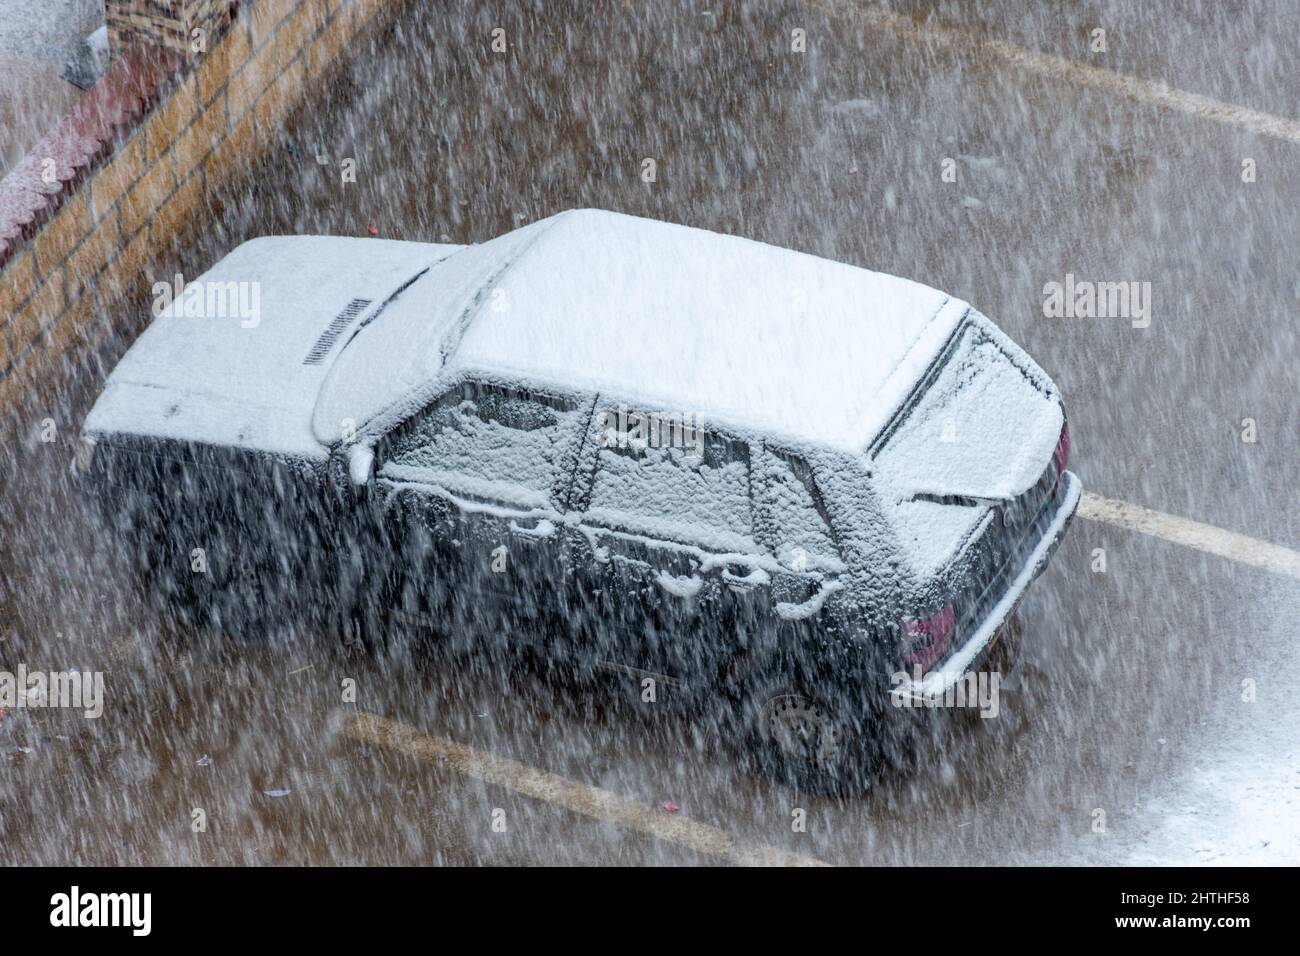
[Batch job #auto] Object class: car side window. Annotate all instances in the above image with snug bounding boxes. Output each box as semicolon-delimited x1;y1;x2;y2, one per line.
756;448;841;571
383;382;584;507
584;414;755;551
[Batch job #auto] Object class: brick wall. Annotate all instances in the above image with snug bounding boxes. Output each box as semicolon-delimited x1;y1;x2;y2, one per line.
0;0;405;416
108;0;235;56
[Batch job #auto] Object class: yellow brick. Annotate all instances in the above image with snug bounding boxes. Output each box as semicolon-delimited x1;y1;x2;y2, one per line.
31;192;89;277
90;133;147;221
174;93;228;182
196;20;251;105
276;1;328;63
10;270;66;353
1;248;37;319
305;5;350;78
248;0;302;48
65;216;121;300
354;0;398;31
151;171;206;250
98;227;154;309
208;107;259;183
42;286;99;362
147;78;200;157
226;30;280;121
121;152;177;240
254;55;305;131
8;352;55;412
0;353;31;412
13;343;59;410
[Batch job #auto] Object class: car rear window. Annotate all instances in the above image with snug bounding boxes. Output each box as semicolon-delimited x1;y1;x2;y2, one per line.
871;318;1062;575
873;319;1057;502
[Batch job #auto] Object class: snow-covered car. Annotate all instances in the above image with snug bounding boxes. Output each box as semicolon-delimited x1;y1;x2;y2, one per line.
77;209;1079;790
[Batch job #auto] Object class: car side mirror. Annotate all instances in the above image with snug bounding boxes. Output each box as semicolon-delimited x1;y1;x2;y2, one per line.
348;443;376;499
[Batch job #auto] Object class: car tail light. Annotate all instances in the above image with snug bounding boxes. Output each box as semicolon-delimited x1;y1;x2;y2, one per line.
902;603;956;670
1052;420;1070;498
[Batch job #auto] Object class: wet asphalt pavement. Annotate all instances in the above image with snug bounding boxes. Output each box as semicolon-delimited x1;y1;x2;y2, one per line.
1;0;1297;865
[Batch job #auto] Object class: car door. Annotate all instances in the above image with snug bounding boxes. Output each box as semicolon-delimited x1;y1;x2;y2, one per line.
567;405;768;686
750;444;847;644
375;379;590;650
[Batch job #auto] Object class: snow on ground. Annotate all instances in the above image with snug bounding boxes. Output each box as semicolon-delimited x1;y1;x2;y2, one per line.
1125;742;1300;865
1088;576;1300;866
1121;581;1300;865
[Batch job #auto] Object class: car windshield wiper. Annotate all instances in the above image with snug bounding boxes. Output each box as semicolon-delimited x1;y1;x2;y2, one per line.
908;490;1013;508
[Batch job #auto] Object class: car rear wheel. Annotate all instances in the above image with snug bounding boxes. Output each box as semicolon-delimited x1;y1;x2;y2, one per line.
731;659;886;795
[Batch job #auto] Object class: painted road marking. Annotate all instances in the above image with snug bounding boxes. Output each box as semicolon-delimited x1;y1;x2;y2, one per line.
812;4;1300;575
1079;492;1300;582
340;711;832;867
337;498;1296;864
823;3;1300;146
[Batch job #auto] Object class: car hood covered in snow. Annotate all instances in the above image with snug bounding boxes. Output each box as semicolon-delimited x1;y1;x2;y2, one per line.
83;236;462;459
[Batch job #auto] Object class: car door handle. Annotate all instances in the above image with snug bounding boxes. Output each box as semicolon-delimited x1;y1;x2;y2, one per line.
721;566;769;592
508;518;556;540
655;570;704;599
774;578;843;620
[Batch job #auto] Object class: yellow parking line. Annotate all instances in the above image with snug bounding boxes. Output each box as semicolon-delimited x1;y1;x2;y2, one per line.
821;2;1300;145
1079;492;1300;581
340;711;833;867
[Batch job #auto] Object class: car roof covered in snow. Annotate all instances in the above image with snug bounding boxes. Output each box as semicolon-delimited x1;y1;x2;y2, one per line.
316;209;969;453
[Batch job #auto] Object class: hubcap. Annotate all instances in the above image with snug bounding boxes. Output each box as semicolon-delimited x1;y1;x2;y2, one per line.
761;693;841;765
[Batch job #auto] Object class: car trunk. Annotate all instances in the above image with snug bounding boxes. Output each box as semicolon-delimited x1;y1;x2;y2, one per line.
871;315;1069;669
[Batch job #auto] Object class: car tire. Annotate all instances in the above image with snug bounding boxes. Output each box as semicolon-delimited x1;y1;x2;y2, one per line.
729;656;886;796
